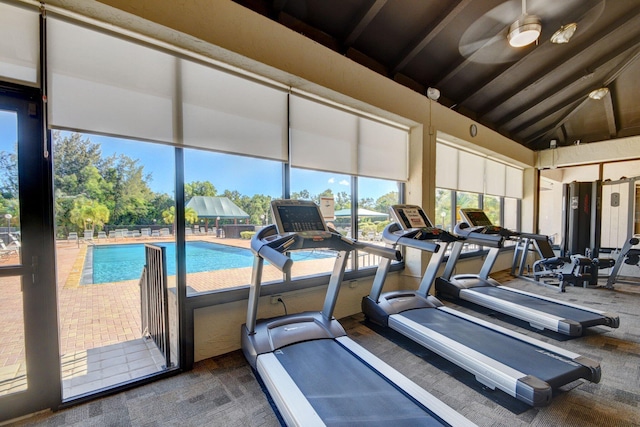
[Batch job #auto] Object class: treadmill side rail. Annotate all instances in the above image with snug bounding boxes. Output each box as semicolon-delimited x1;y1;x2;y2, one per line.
496;286;620;328
257;353;325;427
388;314;553;406
459;288;583;336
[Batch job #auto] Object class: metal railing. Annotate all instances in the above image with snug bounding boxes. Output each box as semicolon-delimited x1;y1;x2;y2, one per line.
140;244;171;368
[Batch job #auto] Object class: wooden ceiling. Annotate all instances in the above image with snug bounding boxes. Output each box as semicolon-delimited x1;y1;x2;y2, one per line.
233;0;640;150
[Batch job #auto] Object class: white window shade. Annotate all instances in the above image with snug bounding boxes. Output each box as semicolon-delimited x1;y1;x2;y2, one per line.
457;150;484;193
485;159;506;196
0;3;39;84
290;95;357;175
358;117;408;181
435;143;458;190
506;166;523;199
48;18;175;143
181;59;288;161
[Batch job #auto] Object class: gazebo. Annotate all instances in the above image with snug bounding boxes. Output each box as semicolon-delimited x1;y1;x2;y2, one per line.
185;196;250;235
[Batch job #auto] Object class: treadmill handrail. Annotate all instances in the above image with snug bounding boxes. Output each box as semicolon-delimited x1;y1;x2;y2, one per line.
382;222;452;253
453;223;505;247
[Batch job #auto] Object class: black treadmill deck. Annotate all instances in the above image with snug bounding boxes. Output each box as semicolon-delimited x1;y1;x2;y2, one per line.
274;339;446;426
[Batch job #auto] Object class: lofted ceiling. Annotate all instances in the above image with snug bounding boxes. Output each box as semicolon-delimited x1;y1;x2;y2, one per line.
232;0;640;151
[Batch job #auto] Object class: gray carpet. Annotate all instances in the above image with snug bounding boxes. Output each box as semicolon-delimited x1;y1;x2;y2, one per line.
10;274;640;426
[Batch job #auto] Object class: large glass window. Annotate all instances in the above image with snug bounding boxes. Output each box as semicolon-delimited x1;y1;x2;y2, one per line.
183;149;282;294
435;188;453;231
484;195;501;226
357;177;400;268
289;168;353;279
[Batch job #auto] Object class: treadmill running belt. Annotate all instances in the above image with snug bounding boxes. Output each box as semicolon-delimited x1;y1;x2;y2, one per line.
274;339;445;426
400;309;591;387
469;287;604;323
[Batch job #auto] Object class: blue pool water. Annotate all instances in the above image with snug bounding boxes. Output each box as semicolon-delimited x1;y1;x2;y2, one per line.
89;241;332;284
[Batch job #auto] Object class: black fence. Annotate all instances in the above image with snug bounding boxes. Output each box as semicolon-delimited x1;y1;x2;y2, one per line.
140;244;171;368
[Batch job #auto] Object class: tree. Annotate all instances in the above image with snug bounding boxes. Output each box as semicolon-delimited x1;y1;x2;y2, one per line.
291;189;310;200
185;181;217;201
68;197;110;232
0;145;18;198
53;131;103;196
161;206;198;225
374;191;398;214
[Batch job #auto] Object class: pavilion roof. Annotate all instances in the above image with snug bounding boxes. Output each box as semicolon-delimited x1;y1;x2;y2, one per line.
186;196;249;218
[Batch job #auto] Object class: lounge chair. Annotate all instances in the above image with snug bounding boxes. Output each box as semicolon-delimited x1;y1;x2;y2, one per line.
108;230;116;239
97;231;107;239
0;241;18;258
83;230;94;241
68;232;79;242
141;228;151;237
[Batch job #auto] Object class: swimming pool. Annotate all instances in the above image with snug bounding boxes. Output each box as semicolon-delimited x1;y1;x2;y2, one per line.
85;241;333;284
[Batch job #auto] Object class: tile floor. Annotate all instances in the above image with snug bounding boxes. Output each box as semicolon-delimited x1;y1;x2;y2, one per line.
61;337;167;399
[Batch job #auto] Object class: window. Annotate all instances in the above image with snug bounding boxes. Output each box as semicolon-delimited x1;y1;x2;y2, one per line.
435;188;453;231
289;168;353;279
483;195;501;226
357;177;401;268
183;149;282;294
436;140;523;234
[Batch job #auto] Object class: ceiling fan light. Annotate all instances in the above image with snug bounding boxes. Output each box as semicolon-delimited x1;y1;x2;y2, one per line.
588;87;609;100
551;23;577;44
508;14;542;47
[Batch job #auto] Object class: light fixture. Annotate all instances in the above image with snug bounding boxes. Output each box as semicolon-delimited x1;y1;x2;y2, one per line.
426;87;440;101
551;23;577;44
588;87;609;100
507;0;541;48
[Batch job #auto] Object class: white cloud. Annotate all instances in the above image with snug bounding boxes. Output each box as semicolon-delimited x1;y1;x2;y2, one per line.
328;178;335;184
339;179;350;186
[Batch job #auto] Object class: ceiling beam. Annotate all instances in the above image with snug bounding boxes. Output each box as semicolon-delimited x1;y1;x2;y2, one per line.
500;40;640;131
343;0;387;48
603;91;617;138
519;45;640;144
272;0;288;12
391;0;472;75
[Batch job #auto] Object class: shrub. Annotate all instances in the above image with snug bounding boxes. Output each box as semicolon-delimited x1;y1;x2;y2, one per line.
240;231;256;240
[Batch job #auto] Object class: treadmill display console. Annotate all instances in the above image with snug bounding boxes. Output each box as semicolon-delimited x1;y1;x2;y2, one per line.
460;209;494;227
390;204;434;230
271;200;331;238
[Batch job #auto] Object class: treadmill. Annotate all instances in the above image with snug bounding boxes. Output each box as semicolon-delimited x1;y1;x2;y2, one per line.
242;199;474;427
436;208;619;336
362;204;601;407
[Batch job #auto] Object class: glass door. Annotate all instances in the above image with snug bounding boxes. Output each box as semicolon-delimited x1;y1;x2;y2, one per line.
0;85;60;422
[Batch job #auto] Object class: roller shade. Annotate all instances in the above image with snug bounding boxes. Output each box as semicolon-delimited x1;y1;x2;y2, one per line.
358;117;408;181
485;159;506;196
181;59;288;161
0;2;39;84
48;17;175;143
435;143;458;190
290;95;358;175
506;166;523;199
458;150;484;193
